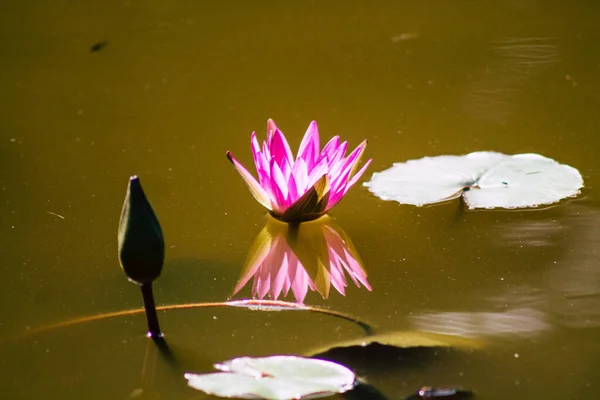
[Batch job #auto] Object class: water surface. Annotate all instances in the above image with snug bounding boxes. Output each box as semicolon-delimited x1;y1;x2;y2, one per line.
1;1;600;399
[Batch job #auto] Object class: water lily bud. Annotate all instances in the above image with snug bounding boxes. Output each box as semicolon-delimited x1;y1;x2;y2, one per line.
118;176;165;285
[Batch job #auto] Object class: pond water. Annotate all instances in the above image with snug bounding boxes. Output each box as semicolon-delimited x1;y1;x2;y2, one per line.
1;1;600;399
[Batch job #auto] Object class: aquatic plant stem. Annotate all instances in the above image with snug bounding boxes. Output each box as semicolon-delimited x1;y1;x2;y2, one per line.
141;283;162;339
15;300;374;342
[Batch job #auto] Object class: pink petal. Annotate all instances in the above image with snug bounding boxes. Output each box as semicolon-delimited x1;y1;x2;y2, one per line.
267;119;279;136
327;158;371;210
256;153;271;186
227;151;272;211
297;121;320;167
319;136;340;162
251;133;270;185
290;158;309;196
262;140;271;160
270;128;295;169
251;132;261;162
338;140;367;178
327;140;367;201
329;162;354;196
327;141;349;177
287;173;299;205
344;158;372;193
306;158;329;190
270;158;290;211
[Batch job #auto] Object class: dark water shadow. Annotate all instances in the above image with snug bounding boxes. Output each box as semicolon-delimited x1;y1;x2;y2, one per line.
313;344;457;375
343;380;389;400
152;336;178;370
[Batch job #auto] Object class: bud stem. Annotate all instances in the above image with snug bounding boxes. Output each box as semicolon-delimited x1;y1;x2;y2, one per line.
140;283;162;339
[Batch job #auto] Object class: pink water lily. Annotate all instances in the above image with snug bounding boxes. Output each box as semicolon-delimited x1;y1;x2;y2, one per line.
227;119;371;222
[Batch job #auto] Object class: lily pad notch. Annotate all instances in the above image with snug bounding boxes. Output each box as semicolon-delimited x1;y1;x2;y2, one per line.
364;152;584;209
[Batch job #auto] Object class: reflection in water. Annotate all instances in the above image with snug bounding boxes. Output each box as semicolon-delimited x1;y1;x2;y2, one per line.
420;205;600;339
485;205;600;329
494;219;564;248
464;37;560;124
233;216;371;304
492;37;560;75
527;206;600;328
411;308;550;338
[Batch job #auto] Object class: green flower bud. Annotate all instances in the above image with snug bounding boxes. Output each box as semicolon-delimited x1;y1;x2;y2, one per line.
118;176;165;285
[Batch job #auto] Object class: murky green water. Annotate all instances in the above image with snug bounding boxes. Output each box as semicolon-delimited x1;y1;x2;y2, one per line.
2;1;600;399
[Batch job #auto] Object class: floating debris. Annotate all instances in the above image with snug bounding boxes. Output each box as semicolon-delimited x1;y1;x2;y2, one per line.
90;40;108;52
405;387;473;399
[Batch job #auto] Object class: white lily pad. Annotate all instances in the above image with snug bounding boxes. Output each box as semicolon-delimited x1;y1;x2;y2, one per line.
185;355;356;400
363;152;583;209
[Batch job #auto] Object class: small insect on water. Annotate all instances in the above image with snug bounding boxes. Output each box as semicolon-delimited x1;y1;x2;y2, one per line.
405;386;474;399
90;40;108;52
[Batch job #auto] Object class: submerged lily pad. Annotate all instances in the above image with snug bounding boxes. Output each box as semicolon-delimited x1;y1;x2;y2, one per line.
308;331;483;358
364;152;583;209
185;355;356;399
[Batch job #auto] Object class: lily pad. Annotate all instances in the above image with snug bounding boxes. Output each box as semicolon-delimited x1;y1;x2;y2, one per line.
185;355;356;399
307;331;483;358
364;152;583;209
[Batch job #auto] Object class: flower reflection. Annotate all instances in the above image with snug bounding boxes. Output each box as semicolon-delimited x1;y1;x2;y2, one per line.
233;216;371;304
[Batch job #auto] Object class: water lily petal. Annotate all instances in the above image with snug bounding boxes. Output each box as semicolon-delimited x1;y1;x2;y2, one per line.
326;160;372;210
251;133;271;186
327;141;367;201
287;173;299;204
339;140;367;178
267;118;279;136
344;158;372;194
307;158;330;190
320;136;340;162
330;163;354;196
227;151;272;211
270;128;295;170
262;140;271;161
297;121;320;167
251;132;261;160
270;158;290;210
290;158;309;196
327;141;349;179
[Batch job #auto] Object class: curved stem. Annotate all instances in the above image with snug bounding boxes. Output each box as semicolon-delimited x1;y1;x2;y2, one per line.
13;300;373;342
